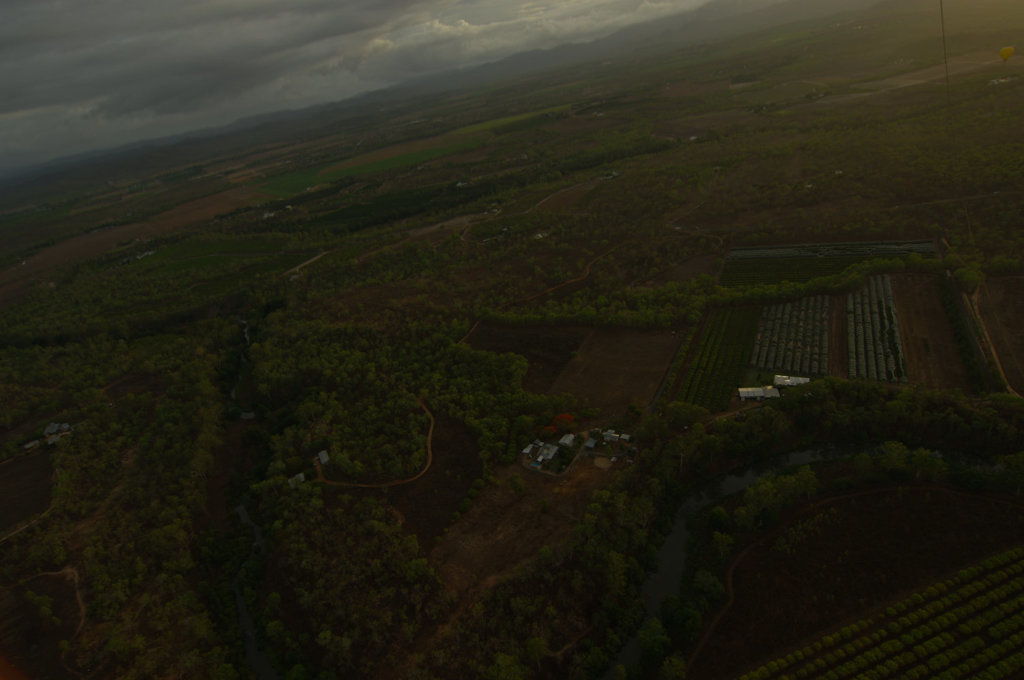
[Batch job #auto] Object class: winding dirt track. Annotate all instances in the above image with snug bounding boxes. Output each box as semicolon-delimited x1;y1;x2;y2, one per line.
510;245;621;305
37;566;85;638
283;250;334;276
313;397;434;488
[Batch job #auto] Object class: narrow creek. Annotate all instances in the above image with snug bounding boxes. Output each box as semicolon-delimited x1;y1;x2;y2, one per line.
229;317;280;679
604;448;834;677
234;504;280;680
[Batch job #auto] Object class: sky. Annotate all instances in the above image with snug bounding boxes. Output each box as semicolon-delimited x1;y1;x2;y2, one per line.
0;0;720;175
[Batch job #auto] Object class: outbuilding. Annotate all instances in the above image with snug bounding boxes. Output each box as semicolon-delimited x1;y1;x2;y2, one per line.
774;375;811;387
738;386;781;401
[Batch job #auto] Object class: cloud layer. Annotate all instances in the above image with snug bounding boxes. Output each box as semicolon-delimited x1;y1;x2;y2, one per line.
0;0;708;173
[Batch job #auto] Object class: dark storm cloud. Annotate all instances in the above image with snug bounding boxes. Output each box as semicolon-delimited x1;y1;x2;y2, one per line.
0;0;711;171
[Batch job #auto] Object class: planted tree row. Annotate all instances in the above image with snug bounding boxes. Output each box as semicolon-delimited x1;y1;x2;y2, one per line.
736;544;1024;680
846;275;907;382
679;307;761;412
750;295;829;375
727;242;937;260
720;242;937;287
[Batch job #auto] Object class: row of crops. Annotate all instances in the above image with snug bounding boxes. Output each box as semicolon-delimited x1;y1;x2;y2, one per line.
719;241;937;287
847;275;908;382
678;307;760;412
719;255;870;287
750;295;829;375
727;242;937;260
736;544;1024;680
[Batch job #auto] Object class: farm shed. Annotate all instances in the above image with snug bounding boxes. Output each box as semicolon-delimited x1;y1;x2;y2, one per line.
559;433;576;447
774;375;811;387
738;386;780;401
317;450;330;465
584;438;597;449
288;473;306;488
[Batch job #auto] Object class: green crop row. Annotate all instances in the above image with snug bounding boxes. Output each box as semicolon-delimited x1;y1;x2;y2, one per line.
678;307;759;411
737;545;1024;680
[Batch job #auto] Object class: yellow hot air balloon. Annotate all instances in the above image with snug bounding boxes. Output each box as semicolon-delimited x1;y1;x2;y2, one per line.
1000;46;1015;62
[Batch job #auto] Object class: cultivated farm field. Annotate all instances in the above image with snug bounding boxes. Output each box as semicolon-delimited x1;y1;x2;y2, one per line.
977;277;1024;395
690;487;1024;680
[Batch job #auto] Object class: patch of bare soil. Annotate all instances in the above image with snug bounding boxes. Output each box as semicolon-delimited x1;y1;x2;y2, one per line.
0;573;80;680
466;323;590;393
386;416;483;552
977;277;1024;394
691;486;1024;680
828;294;849;378
0;186;265;308
548;328;682;419
0;451;53;534
890;274;972;390
429;458;614;599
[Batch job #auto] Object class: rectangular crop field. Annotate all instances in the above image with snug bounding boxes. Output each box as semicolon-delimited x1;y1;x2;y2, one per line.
547;328;683;419
890;274;973;391
677;307;760;412
846;275;908;382
750;295;830;376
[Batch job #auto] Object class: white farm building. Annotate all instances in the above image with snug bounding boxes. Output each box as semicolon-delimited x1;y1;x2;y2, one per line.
738;386;780;401
774;375;811;387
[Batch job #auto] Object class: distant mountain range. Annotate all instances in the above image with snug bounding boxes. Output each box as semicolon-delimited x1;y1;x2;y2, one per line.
0;0;883;195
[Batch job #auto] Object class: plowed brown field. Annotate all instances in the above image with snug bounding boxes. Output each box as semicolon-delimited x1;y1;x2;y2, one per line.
890;274;971;390
978;276;1024;394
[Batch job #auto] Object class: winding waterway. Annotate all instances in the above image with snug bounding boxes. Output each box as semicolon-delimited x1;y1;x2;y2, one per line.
604;448;836;677
234;504;281;680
